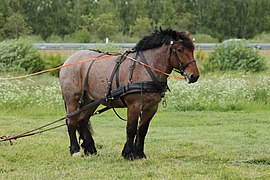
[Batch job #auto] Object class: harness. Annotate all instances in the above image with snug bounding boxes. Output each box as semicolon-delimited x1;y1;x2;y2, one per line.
68;42;195;119
105;50;167;104
68;50;167;118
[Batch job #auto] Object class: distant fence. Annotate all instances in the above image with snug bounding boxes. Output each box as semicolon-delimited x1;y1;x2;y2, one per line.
33;43;270;51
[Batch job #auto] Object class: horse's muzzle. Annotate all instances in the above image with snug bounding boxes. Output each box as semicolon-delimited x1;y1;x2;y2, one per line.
187;73;199;83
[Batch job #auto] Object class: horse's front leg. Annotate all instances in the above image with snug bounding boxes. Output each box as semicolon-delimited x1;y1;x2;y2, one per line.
122;105;141;160
134;103;158;159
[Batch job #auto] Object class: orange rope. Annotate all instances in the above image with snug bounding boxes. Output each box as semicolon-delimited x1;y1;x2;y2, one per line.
0;54;117;80
123;55;185;81
0;53;185;81
142;63;185;81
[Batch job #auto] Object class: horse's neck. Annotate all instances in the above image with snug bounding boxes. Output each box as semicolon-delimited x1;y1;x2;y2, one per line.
141;46;172;82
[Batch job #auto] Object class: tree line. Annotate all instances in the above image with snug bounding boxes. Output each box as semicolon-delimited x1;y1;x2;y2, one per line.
0;0;270;43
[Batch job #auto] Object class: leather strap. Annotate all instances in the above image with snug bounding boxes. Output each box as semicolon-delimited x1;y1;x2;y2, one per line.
129;52;138;82
138;51;164;92
78;60;96;108
110;81;167;98
106;55;124;99
68;98;105;118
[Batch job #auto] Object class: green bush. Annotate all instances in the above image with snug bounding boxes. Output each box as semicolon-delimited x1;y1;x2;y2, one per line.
0;39;44;73
46;34;62;43
204;39;266;72
72;28;92;43
64;28;92;43
22;35;45;43
41;53;63;77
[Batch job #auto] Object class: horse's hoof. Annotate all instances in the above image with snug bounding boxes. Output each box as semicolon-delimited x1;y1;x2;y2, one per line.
84;149;97;156
72;151;83;157
135;152;147;159
122;152;136;161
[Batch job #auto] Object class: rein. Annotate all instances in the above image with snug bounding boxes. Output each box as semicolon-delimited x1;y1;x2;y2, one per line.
0;99;112;144
0;117;66;144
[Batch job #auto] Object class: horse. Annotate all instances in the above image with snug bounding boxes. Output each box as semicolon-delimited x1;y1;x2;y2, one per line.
59;29;200;160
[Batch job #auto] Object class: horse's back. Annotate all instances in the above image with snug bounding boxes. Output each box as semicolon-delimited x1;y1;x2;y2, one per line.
59;50;100;101
60;50;97;82
63;50;98;65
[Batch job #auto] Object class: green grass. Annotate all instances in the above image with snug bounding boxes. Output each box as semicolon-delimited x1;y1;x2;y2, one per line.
1;108;270;179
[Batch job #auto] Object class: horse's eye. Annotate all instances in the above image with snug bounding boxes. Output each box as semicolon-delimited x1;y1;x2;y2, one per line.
177;47;184;52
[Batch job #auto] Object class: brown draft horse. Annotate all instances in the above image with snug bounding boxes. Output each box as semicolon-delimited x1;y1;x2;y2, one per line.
59;29;199;160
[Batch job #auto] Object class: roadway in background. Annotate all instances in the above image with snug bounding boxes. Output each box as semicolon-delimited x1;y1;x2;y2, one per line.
33;43;270;51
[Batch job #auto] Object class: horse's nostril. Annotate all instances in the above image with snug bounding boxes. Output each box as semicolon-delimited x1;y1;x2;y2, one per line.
189;74;199;83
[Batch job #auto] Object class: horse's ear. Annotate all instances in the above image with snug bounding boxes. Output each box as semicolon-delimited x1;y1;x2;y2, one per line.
159;26;163;32
172;31;179;41
184;31;191;37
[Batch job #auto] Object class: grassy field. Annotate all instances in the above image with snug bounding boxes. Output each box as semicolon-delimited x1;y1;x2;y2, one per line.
1;108;270;179
1;49;270;179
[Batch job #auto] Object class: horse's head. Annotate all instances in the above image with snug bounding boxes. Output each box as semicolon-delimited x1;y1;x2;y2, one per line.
168;31;199;83
133;28;200;83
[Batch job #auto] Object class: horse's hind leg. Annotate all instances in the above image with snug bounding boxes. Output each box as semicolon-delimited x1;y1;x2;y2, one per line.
77;105;99;156
66;104;81;156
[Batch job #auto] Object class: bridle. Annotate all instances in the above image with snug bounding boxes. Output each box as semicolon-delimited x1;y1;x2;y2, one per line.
168;40;196;77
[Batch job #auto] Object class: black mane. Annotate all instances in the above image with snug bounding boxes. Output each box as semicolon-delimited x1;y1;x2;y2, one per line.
133;29;194;52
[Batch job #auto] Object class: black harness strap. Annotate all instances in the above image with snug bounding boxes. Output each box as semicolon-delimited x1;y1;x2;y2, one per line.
93;106;111;115
138;51;166;96
111;81;167;97
78;60;96;108
106;54;126;100
68;98;105;118
129;52;138;82
115;59;121;89
116;53;129;106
